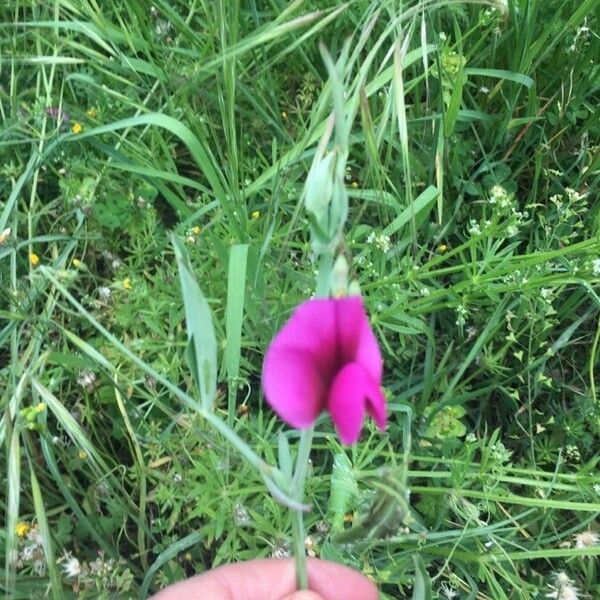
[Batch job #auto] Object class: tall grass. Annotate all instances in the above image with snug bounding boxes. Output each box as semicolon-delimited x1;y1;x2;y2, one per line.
1;0;599;598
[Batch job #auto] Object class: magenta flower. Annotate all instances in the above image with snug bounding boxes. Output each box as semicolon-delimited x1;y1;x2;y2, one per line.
262;296;386;445
46;106;70;123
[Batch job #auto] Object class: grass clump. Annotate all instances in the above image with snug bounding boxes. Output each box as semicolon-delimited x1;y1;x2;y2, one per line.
1;1;599;598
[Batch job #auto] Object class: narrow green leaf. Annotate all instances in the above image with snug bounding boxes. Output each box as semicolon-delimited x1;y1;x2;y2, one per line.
327;453;358;533
277;433;293;481
61;328;114;370
39;437;115;555
464;67;534;88
30;469;63;598
172;235;218;411
5;427;20;595
411;555;432;600
383;185;438;237
140;532;203;598
32;379;106;474
445;70;466;137
64;113;228;208
225;244;249;385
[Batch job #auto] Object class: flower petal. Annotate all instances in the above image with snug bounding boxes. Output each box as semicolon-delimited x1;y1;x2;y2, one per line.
356;317;383;383
364;377;387;430
327;362;368;445
336;296;383;382
262;347;325;429
269;299;337;380
334;296;364;363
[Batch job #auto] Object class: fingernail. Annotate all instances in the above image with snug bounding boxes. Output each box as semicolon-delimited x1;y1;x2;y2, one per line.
281;591;324;600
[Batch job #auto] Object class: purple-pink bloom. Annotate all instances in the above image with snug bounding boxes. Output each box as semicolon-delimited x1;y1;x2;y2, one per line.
46;107;70;123
262;296;386;445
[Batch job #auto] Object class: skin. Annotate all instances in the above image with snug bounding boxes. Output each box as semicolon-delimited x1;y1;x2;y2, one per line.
150;558;379;600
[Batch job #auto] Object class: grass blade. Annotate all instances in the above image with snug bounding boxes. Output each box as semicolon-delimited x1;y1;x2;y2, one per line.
172;235;218;411
225;243;249;426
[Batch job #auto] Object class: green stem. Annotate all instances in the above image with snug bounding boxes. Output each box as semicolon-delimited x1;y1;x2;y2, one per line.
292;507;308;589
292;426;315;495
315;252;333;297
290;425;315;589
289;252;332;588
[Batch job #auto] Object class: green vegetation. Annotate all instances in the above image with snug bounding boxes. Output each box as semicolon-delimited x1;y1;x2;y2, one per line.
1;1;599;598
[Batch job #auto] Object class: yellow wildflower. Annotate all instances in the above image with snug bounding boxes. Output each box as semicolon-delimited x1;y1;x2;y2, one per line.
122;278;132;290
78;450;88;460
437;244;448;254
351;181;358;189
71;122;83;134
251;210;260;220
191;225;201;236
29;252;40;266
281;111;288;119
72;258;82;268
86;107;97;118
16;522;30;537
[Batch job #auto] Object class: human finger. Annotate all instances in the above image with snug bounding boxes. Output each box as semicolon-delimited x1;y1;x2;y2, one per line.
149;557;378;600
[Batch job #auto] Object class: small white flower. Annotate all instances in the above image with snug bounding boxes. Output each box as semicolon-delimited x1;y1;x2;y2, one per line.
490;184;505;199
479;85;489;94
440;582;458;599
26;526;42;547
316;520;330;534
375;233;391;254
367;231;392;254
270;540;291;558
304;535;317;557
565;445;581;463
233;503;251;527
77;369;97;392
565;187;586;202
549;193;563;208
545;572;579;600
573;530;599;549
20;545;35;561
60;553;81;579
489;185;514;209
0;227;11;245
468;219;481;236
33;559;46;576
97;286;111;302
455;305;469;326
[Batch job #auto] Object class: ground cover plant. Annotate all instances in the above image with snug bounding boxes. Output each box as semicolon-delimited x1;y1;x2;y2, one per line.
1;0;600;598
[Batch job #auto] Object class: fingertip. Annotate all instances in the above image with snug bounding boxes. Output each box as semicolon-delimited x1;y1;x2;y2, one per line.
307;558;378;600
280;592;324;600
